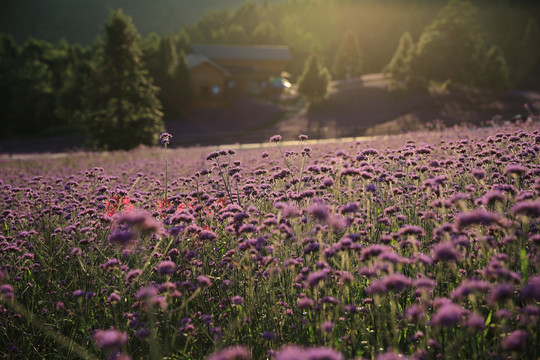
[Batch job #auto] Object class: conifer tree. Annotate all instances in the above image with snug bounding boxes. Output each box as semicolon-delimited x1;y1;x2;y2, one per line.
159;35;178;76
478;45;509;91
382;31;414;91
164;52;192;114
84;9;164;150
512;18;540;86
2;37;55;136
175;30;192;54
409;0;485;89
297;52;331;103
332;30;362;80
0;34;20;140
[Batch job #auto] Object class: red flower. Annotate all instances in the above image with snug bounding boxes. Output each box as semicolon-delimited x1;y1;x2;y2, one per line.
105;195;133;217
156;198;173;215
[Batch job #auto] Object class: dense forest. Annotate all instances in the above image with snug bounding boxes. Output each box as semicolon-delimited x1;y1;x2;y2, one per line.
1;0;540;148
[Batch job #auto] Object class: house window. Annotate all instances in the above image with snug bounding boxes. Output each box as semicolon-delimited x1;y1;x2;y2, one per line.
201;83;209;99
213;85;220;95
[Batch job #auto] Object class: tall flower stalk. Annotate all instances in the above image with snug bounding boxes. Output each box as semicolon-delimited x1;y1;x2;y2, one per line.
205;149;237;204
160;133;172;202
270;135;292;173
270;134;311;192
297;134;310;192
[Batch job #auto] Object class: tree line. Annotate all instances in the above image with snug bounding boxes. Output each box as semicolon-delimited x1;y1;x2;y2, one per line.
382;0;540;93
0;11;192;149
1;0;539;149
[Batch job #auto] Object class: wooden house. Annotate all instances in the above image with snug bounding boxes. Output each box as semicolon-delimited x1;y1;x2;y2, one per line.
186;44;292;107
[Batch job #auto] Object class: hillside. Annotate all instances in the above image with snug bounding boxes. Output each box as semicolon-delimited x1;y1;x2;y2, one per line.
164;73;540;146
272;74;540;140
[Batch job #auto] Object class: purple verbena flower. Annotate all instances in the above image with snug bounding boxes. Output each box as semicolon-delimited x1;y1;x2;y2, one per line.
160;133;172;145
125;269;142;284
261;331;277;341
431;242;461;263
306;269;329;288
321;321;333;332
107;292;121;303
512;200;540;218
108;230;136;247
297;297;314;309
501;330;529;351
455;209;506;230
93;329;128;350
274;346;305;360
197;275;212;288
72;289;85;298
309;201;330;221
466;313;485;330
430;302;465;327
206;346;251;360
199;230;218;241
270;135;282;142
488;283;514;305
375;351;408;360
305;347;344;360
231;295;244;305
521;275;540;301
0;284;14;300
398;225;425;237
157;260;176;276
504;164;528;176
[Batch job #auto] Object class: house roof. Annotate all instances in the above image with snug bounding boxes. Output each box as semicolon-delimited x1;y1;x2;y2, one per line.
185;54;231;76
192;44;292;62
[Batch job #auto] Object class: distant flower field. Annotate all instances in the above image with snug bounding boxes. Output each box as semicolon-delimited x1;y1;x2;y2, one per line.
1;122;540;360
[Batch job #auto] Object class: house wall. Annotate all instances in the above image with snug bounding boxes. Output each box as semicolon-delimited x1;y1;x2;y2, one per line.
215;59;286;77
188;57;289;105
189;63;228;106
215;59;288;95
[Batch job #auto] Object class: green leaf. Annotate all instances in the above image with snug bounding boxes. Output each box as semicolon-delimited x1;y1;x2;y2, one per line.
483;310;492;338
520;248;528;282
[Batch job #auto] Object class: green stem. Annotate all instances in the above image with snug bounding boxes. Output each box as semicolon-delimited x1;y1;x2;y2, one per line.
215;157;235;204
296;154;308;193
164;144;168;201
276;143;293;174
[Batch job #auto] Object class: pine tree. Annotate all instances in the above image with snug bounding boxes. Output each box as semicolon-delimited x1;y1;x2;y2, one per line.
297;52;331;103
175;30;191;54
409;0;485;89
252;22;279;44
227;24;247;44
159;35;178;76
84;9;164;150
477;45;509;91
382;31;414;91
4;37;56;136
164;52;192;114
512;18;540;86
332;30;362;80
0;34;20;140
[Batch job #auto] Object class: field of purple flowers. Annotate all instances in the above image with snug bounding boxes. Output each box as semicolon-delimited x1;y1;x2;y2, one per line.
1;121;540;360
